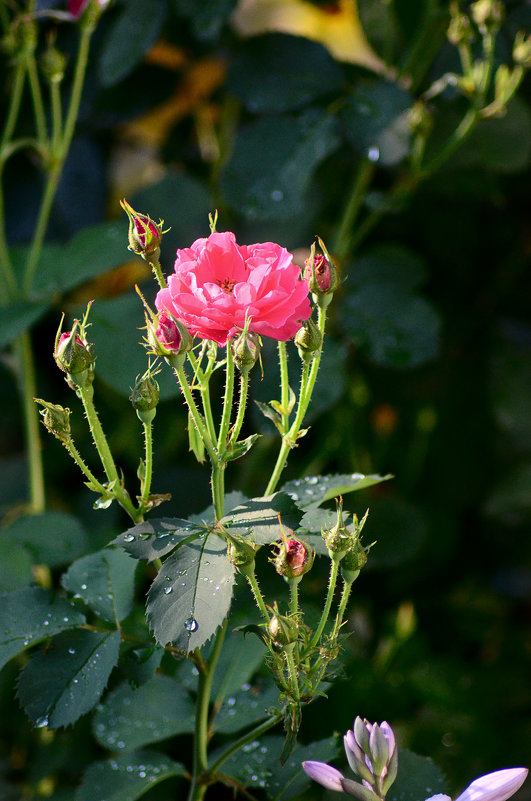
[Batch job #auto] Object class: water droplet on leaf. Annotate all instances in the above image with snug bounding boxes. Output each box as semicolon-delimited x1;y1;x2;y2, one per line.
184;617;198;632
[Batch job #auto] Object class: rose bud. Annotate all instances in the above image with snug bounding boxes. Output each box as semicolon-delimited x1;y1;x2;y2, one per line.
121;198;165;260
130;368;160;424
147;310;193;369
35;399;71;443
273;528;314;580
232;330;261;375
304;238;339;308
54;324;94;389
295;316;322;362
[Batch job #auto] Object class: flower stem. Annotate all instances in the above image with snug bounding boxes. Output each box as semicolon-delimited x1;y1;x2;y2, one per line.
307;558;339;652
63;437;108;495
289;577;300;616
278;340;290;433
14;332;45;513
246;570;270;622
217;344;235;452
140;419;153;504
176;365;216;463
285;646;300;704
209;714;281;774
331;577;354;640
187;622;227;801
78;384;138;520
188;351;217;444
265;307;327;495
146;253;167;290
26;50;47;147
333;159;375;263
229;372;249;445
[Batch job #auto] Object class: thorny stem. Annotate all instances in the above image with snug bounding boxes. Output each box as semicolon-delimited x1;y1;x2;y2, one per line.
140;420;153;505
265;306;328;495
331;577;354;641
307;558;340;652
188;350;217;445
78;384;138;521
176;365;216;463
246;570;270;622
229;372;249;446
289;577;300;616
285;646;300;705
217;344;235;452
277;341;290;433
146;253;167;290
26;50;47;146
63;437;108;496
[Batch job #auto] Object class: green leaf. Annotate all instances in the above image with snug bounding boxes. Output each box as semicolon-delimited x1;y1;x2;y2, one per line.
30;221;128;297
452;96;531;174
213;679;279;734
121;644;164;689
387;748;448;801
147;532;235;654
0;588;85;671
211;627;266;702
17;629;121;728
224;433;261;461
98;0;168;87
281;473;392;508
113;518;204;562
0;302;48;346
364;496;427;568
221;108;340;220
75;751;185;801
1;512;88;567
61;548;137;623
349;244;427;291
341;283;441;368
228;34;344;113
0;541;34;592
340;79;412;166
93;675;195;751
222;493;304;545
173;0;237;40
219;734;338;798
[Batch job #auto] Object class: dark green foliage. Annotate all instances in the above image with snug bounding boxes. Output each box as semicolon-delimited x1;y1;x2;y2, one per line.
281;473;392;508
113;518;203;562
1;513;88;568
213;680;279;734
92;675;195;751
146;532;235;653
0;302;48;346
75;751;185;801
61;548;137;623
221;492;303;544
17;629;121;728
0;588;85;670
228;34;345;113
388;749;448;801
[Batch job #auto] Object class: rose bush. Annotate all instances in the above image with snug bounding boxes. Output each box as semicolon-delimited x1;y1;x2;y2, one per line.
155;231;311;345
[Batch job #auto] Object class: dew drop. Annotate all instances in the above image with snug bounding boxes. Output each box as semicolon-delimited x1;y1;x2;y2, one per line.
81;584;87;590
68;648;76;655
184;617;198;632
35;716;49;728
163;586;173;595
123;534;135;542
367;145;380;162
271;189;283;201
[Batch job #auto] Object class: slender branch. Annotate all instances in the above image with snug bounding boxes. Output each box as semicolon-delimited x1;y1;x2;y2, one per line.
176;364;216;463
277;341;290;433
217;344;235;452
26;51;47;146
63;437;109;495
246;571;269;622
209;714;281;774
331;577;354;640
14;332;45;513
306;558;340;652
333;159;375;263
229;372;249;445
140;419;153;504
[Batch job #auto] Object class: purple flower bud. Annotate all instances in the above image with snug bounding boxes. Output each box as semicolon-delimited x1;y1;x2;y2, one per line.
302;761;345;793
453;769;528;801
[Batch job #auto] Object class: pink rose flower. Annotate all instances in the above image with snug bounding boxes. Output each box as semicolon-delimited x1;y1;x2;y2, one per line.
155;232;311;346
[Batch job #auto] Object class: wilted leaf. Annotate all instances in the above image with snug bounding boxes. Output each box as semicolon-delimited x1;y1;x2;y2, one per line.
17;629;120;728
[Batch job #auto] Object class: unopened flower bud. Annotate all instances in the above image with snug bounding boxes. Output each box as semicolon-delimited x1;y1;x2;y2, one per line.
268;606;299;647
226;534;257;577
54;324;94;389
273;530;314;580
344;718;398;794
295;316;322;362
147;310;193;368
121;198;165;261
232;330;260;374
322;498;352;560
447;12;474;46
68;0;110;21
470;0;504;31
130;370;159;423
35;399;71;443
40;45;66;84
304;238;339;308
513;31;531;68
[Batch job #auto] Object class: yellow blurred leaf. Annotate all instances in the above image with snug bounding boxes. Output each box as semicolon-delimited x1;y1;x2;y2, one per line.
232;0;385;72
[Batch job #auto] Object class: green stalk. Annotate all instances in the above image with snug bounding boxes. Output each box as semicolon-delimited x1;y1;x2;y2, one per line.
229;372;249;445
50;79;63;156
146;253;167;290
14;333;45;512
187;622;228;801
209;714;281;774
246;570;270;622
140;419;153;504
278;340;290;433
217;344;235;452
285;646;300;704
26;51;47;146
188;351;217;444
265;307;327;495
289;577;300;616
78;384;138;520
331;577;354;640
332;159;375;263
63;438;109;496
176;365;216;463
306;558;340;652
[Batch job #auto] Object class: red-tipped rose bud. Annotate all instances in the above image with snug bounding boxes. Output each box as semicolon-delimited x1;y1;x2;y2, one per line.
121;198;165;260
68;0;110;20
304;238;339;308
146;310;193;369
273;528;314;580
